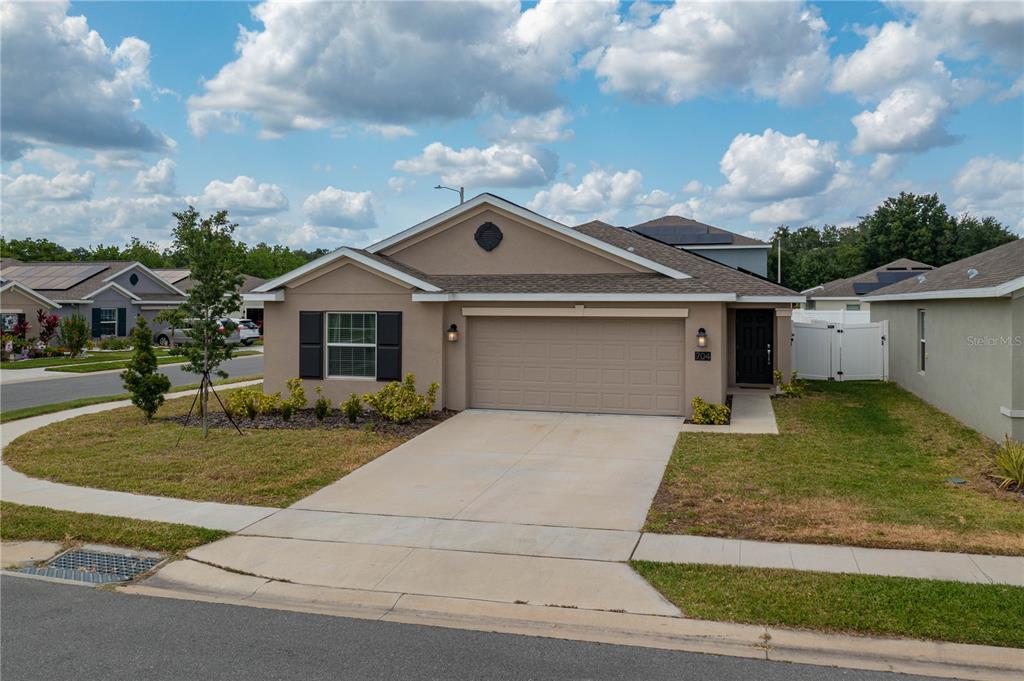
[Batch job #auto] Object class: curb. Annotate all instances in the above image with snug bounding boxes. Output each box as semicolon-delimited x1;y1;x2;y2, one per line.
122;559;1024;681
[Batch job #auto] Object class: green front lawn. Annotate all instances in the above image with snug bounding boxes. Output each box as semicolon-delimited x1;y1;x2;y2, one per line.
44;350;260;373
0;375;262;423
1;350;167;370
3;387;418;507
633;561;1024;649
646;381;1024;555
0;502;228;554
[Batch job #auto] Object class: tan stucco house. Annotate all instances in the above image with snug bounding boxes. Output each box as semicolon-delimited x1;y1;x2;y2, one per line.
866;239;1023;441
248;194;801;417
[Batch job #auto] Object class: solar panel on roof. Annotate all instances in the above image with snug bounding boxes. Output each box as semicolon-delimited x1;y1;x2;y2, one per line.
876;270;919;285
634;225;734;245
0;264;106;290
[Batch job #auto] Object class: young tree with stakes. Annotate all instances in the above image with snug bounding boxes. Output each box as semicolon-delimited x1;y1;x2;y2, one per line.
121;315;171;420
171;207;245;437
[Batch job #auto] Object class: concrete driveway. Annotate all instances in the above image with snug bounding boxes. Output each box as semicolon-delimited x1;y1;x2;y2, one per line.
294;410;678;530
185;410;684;616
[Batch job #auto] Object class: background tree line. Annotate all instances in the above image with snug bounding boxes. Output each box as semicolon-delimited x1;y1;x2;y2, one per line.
768;193;1018;292
0;235;328;280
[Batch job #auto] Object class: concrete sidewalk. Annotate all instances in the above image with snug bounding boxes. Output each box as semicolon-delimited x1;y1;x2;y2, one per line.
634;534;1024;587
682;393;779;434
1;381;275;532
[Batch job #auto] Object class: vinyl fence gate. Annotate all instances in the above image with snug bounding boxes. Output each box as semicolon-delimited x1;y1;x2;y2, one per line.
791;320;889;381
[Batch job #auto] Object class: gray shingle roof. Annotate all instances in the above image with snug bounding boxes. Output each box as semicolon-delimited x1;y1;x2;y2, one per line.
806;258;933;298
574;221;797;297
369;221;798;297
630;215;767;247
425;273;718;294
865;239;1023;297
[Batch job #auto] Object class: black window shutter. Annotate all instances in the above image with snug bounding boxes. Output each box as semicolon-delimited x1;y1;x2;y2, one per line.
16;313;26;338
376;312;402;381
91;307;102;338
117;308;127;336
299;311;323;379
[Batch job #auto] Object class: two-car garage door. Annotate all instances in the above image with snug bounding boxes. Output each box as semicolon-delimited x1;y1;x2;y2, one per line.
468;317;684;416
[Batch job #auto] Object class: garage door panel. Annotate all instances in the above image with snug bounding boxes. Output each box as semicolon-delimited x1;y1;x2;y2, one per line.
469;317;684;416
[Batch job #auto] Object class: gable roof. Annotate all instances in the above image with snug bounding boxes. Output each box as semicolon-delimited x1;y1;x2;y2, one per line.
0;281;62;309
630;216;768;248
103;262;186;295
251;198;802;302
866;239;1024;301
254;247;443;293
804;258;933;299
84;280;141;301
365;193;691;280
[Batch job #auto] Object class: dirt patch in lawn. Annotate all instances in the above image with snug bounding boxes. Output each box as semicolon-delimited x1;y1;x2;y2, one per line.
3;387;451;508
646;382;1024;555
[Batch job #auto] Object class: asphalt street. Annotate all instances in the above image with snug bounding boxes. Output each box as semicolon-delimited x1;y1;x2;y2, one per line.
1;576;935;681
0;354;263;411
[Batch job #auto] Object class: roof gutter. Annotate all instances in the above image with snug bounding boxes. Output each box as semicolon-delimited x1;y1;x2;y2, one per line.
865;276;1024;302
411;292;736;302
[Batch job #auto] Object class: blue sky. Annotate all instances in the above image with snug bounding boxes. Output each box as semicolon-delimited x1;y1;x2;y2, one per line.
2;1;1021;251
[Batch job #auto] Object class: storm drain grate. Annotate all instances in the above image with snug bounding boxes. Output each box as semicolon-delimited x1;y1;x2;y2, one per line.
17;549;162;584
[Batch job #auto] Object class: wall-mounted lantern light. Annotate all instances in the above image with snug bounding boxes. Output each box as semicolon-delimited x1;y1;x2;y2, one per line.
696;327;708;348
446;324;459;342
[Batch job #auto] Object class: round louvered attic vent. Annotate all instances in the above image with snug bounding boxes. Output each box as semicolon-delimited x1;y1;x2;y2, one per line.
474;222;503;251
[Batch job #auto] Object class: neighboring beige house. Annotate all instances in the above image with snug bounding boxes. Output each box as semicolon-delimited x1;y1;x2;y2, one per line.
866;239;1023;441
0;277;62;338
247;194;801;418
802;259;933;312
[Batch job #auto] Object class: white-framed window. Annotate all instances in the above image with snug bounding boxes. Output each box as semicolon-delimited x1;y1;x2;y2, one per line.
845;303;861;311
326;312;376;378
917;308;926;372
99;308;118;336
805;301;816;310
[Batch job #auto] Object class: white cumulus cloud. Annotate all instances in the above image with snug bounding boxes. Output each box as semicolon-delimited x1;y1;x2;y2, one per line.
302;187;376;230
394;142;556;188
483;108;575;144
194;176;289;215
719;129;839;202
2;171;95;201
595;2;830;106
0;1;172;158
527;168;651;224
133;158;176;195
952;155;1024;231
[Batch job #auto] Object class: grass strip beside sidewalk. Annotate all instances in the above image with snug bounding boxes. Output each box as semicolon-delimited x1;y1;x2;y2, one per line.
44;350;260;373
0;502;228;554
0;375;262;423
633;561;1024;649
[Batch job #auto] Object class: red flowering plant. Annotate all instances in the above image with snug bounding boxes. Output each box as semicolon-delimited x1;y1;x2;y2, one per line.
36;309;60;347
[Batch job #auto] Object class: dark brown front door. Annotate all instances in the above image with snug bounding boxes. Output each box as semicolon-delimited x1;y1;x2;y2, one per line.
735;309;774;384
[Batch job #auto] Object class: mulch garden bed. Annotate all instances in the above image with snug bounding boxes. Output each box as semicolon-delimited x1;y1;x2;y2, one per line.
164;408;458;438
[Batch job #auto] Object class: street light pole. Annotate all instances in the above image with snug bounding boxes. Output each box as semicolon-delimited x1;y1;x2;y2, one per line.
434;184;464;204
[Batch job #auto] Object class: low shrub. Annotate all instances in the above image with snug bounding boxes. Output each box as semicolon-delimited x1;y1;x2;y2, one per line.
774;369;807;398
691;396;730;425
284;377;308;411
313;386;331;421
98;337;132;351
993;436;1024;491
225;386;281;420
341;393;363;423
280;401;294;421
363;374;439;423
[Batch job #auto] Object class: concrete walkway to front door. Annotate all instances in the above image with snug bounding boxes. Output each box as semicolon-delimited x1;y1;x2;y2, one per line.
187;410;684;616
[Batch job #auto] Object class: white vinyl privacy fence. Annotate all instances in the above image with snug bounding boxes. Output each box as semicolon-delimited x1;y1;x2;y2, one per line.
791;320;889;381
